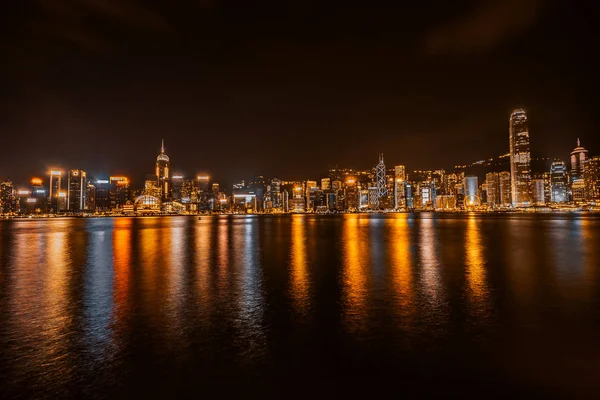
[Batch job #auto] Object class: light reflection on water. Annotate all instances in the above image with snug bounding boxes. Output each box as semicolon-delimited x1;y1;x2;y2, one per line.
1;214;600;398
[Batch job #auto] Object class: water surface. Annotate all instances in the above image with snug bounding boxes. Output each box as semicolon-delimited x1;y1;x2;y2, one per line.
1;214;599;398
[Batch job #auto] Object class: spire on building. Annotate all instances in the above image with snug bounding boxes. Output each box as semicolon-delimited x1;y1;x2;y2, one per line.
161;139;165;154
577;138;580;147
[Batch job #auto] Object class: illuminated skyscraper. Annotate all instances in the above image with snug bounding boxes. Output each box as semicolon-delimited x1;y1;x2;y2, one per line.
584;156;600;202
375;154;388;209
394;165;406;209
570;138;588;181
156;139;170;201
0;180;16;213
532;178;545;206
67;170;86;211
485;172;499;208
509;109;531;207
550;160;567;203
49;170;62;213
85;182;96;211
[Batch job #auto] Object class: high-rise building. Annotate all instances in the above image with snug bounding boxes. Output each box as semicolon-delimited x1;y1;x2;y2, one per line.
570;138;588;181
509;109;532;207
499;171;511;207
485;172;499;208
305;180;318;211
394;165;406;210
85;182;96;211
292;186;305;212
67;170;86;211
0;180;16;214
110;177;131;211
155;139;170;201
571;179;586;203
375;154;388;209
531;178;545;206
550;160;568;203
584;156;600;202
171;175;184;201
95;179;111;212
321;178;331;191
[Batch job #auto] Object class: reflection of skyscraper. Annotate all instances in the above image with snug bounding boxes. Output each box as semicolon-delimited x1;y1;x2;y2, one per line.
67;170;86;211
509;109;531;207
155;139;170;201
550;160;567;203
570;138;588;181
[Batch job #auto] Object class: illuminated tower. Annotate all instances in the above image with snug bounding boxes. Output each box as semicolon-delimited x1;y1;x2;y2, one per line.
509;109;532;207
375;154;388;209
570;138;588;181
156;139;171;202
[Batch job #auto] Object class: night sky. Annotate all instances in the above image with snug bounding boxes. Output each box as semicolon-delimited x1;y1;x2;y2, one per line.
1;0;597;187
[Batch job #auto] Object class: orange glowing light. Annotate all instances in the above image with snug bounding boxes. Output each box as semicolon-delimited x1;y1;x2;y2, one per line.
31;178;43;185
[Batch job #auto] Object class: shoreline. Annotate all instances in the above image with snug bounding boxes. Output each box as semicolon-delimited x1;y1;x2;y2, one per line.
2;209;599;220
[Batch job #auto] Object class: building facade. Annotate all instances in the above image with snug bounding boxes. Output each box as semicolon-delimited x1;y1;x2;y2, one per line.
509;109;532;207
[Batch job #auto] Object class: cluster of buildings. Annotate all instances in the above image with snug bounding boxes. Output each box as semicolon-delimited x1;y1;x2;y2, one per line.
1;109;599;216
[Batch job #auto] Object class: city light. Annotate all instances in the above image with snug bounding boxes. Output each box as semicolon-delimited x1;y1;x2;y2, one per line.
31;178;42;185
50;170;62;176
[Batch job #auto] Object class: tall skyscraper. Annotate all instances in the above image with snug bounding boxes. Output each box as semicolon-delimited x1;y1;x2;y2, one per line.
550;160;567;203
67;170;86;211
499;171;511;207
509;109;531;207
375;154;388;208
156;139;170;202
570;138;588;181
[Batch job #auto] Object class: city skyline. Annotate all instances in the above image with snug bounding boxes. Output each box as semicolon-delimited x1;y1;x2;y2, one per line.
0;114;595;191
2;108;599;215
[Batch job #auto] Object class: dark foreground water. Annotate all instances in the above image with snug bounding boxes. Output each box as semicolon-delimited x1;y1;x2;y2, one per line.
1;214;599;398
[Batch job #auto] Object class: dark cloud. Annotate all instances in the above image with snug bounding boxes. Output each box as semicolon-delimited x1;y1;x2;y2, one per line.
424;0;544;54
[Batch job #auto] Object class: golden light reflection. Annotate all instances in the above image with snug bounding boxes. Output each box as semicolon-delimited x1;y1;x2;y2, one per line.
113;218;132;328
290;215;309;314
390;215;414;320
465;216;488;307
217;218;230;292
419;217;442;302
41;227;71;367
139;218;162;308
580;218;599;298
342;215;369;330
195;218;213;304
